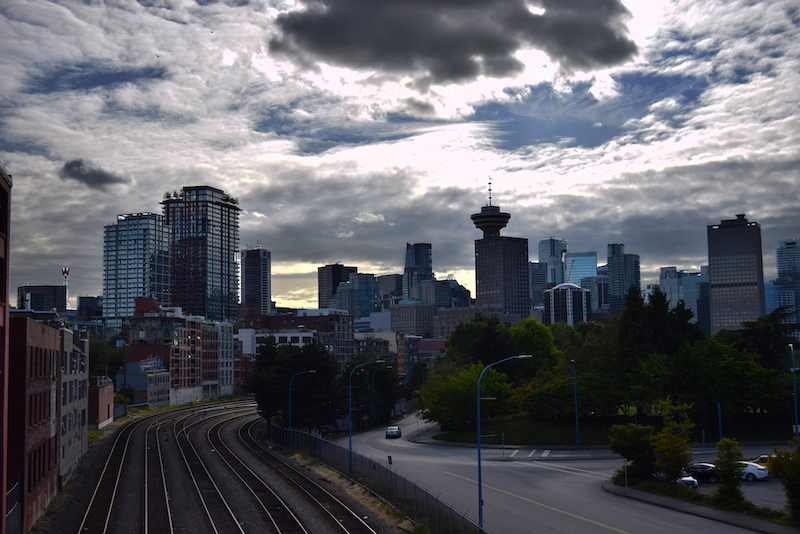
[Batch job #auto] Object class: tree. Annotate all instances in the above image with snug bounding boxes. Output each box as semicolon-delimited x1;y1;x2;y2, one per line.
88;336;124;381
608;424;656;479
444;314;516;367
418;363;515;431
509;318;561;378
711;438;746;507
247;338;342;430
732;306;797;371
769;438;800;525
652;431;692;483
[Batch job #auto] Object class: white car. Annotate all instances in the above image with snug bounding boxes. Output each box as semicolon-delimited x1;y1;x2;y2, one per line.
739;461;769;481
385;425;402;439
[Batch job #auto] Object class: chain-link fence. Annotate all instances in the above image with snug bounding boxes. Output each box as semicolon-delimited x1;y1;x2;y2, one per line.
270;422;487;534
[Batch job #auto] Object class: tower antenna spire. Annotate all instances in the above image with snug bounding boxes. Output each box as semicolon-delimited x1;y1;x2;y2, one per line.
488;179;492;207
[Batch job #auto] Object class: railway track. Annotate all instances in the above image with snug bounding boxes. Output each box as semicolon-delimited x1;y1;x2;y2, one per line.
238;418;378;534
77;401;384;534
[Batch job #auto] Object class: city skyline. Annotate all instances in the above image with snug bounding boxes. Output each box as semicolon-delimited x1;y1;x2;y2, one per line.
2;0;799;309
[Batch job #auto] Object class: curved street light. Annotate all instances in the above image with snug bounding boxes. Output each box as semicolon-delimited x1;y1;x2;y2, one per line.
349;359;385;471
572;359;579;447
477;355;531;531
288;369;316;429
371;365;393;427
791;344;798;438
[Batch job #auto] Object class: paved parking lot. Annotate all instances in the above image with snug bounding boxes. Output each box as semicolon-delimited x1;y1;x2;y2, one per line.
695;475;786;511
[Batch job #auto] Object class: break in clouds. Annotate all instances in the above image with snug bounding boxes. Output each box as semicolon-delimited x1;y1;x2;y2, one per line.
269;0;639;87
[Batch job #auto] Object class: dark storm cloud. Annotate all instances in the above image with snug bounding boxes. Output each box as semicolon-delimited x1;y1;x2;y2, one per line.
58;159;129;191
269;0;638;85
25;64;168;95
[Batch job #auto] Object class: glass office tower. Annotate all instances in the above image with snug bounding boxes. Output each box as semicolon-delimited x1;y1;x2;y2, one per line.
707;214;765;334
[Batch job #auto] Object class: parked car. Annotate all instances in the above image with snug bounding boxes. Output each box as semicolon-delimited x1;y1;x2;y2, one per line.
652;471;699;489
740;461;769;481
386;425;402;438
751;454;774;467
687;463;720;483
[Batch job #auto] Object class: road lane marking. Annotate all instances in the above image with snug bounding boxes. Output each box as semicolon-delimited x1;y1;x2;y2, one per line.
517;461;609;480
542;449;551;457
510;449;519;457
444;472;632;534
527;449;537;457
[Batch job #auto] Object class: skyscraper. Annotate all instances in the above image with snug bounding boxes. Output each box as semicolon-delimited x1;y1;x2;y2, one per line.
472;198;530;317
403;243;434;299
103;213;172;331
162;186;240;322
318;263;357;309
336;272;378;318
708;214;765;334
773;239;800;328
240;246;272;315
607;244;640;313
529;262;547;310
563;251;597;286
538;237;568;286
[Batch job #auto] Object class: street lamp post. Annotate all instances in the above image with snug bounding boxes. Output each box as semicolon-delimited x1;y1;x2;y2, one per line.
791;344;798;438
349;360;385;471
371;365;392;427
288;370;316;429
477;355;531;532
572;359;579;447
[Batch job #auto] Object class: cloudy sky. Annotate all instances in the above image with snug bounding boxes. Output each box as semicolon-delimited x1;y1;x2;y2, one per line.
2;0;799;309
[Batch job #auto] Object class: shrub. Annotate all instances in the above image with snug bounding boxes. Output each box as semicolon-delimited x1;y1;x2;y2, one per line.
710;437;746;507
770;438;800;526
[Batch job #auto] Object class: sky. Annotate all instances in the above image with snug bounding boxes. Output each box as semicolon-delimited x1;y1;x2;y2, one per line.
2;0;799;309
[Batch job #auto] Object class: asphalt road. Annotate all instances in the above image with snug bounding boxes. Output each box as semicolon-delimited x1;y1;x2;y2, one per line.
336;415;794;534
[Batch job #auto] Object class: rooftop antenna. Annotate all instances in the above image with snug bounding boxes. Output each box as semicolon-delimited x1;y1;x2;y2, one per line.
488;179;493;207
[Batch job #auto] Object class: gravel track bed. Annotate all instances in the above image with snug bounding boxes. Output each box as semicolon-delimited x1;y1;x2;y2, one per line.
32;413;410;534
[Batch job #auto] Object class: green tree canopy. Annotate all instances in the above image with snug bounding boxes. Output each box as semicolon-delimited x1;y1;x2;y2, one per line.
419;363;515;431
247;337;342;430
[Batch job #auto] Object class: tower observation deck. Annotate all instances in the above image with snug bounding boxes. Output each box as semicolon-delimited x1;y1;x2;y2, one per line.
471;205;510;239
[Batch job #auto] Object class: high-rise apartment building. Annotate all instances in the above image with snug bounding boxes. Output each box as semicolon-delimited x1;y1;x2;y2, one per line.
0;160;11;533
318;263;357;309
240;246;272;315
708;214;765;334
543;283;592;326
538;237;568;286
607;244;640;313
162;186;240;322
472;199;530;317
103;213;172;331
403;243;434;299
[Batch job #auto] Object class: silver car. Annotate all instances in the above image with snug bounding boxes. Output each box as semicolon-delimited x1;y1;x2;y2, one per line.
385;425;401;438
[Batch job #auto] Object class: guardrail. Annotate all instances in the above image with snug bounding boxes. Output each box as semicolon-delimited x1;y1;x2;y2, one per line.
270;422;486;534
